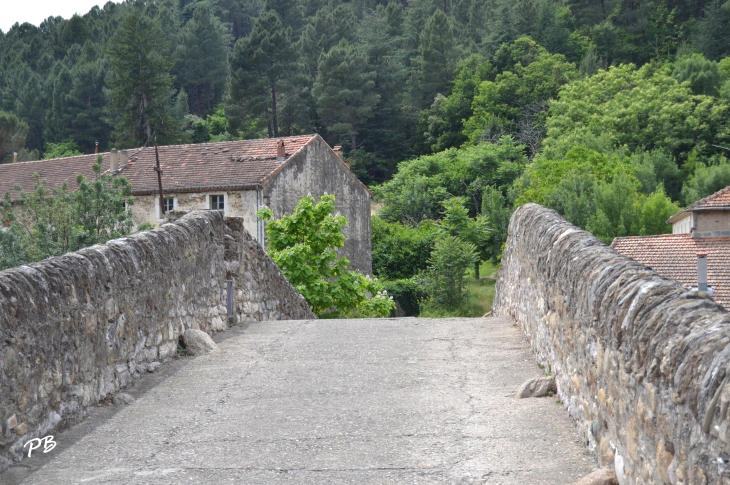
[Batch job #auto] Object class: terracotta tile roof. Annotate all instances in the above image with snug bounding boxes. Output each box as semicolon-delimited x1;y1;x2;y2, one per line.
611;233;730;309
667;186;730;223
0;135;316;198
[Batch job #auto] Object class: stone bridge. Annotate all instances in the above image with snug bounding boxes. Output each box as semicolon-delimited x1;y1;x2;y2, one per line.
2;317;593;484
6;204;730;484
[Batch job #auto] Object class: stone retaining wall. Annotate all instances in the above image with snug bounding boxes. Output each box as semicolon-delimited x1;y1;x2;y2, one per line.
0;211;314;472
493;203;730;485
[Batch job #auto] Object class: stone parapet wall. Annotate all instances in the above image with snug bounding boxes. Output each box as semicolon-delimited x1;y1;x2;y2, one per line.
0;211;313;472
493;203;730;485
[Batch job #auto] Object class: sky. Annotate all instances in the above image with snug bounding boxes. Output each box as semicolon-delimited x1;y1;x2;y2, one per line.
1;0;124;33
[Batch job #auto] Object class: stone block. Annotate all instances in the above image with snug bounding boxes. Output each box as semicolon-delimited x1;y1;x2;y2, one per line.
571;468;618;485
4;414;17;437
516;376;556;398
183;329;221;356
14;423;28;437
113;393;135;406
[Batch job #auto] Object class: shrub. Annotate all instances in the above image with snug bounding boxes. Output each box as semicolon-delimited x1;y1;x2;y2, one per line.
372;217;438;280
259;194;395;318
382;278;428;316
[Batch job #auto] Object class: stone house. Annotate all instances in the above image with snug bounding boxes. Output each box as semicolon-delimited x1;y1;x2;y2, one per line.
611;186;730;309
0;134;373;274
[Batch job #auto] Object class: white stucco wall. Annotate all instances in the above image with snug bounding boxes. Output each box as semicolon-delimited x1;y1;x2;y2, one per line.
130;190;261;243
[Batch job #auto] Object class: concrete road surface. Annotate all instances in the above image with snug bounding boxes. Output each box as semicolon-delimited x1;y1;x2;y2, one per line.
2;317;594;484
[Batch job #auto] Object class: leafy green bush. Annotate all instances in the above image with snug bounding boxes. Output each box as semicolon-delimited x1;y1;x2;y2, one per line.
1;156;133;270
424;235;479;309
374;138;527;224
259;194;394;318
435;197;491;278
372;217;438;280
381;278;428;316
43;140;82;159
681;161;730;206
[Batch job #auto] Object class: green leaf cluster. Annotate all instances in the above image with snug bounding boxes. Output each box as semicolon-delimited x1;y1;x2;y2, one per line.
372;217;438;280
374;137;526;226
0;156;134;270
259;194;395;317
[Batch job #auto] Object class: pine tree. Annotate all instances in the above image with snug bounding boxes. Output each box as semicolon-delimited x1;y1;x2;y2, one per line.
211;0;262;41
357;4;410;166
67;43;112;152
106;11;179;147
413;9;458;110
514;0;538;37
176;3;230;115
313;40;380;151
566;0;616;28
44;66;74;146
228;10;297;138
693;0;730;61
14;65;46;154
0;111;28;163
484;0;518;56
299;3;358;79
265;0;304;33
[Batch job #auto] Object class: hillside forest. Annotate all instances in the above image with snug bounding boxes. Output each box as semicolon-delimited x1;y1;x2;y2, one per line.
2;0;730;315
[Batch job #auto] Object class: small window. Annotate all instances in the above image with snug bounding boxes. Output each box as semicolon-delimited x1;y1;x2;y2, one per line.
210;194;225;210
163;197;175;213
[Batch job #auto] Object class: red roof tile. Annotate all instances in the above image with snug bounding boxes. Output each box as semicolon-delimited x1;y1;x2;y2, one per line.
611;233;730;309
0;135;315;198
667;186;730;223
686;186;730;209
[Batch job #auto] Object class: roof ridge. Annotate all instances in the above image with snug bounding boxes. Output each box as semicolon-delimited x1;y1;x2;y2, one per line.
26;134;319;164
688;185;730;209
614;233;690;240
3;153;97;166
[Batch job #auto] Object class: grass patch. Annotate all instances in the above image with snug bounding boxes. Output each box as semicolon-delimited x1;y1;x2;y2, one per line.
420;260;499;318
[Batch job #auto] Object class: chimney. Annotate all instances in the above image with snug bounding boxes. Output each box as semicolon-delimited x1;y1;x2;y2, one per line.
277;140;286;162
13;152;17;163
110;148;118;171
333;146;343;160
95;141;99;154
698;252;708;292
119;150;128;166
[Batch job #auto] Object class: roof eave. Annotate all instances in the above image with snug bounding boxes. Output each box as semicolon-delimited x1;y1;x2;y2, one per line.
131;183;263;196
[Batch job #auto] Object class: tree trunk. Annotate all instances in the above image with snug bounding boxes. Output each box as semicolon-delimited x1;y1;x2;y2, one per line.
142;92;151;143
474;261;480;280
271;84;279;138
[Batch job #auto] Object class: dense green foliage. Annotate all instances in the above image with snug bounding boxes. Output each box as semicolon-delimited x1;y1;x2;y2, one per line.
4;0;730;313
368;28;730;313
0;156;133;270
0;0;726;173
371;217;437;280
258;194;395;318
381;278;428;317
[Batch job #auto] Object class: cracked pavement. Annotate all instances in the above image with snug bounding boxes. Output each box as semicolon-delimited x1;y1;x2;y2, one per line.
4;317;594;484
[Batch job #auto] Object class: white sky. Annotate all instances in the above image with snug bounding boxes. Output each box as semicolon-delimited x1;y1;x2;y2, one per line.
1;0;125;33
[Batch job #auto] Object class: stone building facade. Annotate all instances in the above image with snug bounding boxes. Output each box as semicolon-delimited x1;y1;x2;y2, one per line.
0;135;373;274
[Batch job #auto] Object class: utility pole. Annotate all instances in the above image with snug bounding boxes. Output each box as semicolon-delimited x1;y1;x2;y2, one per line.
154;137;165;216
